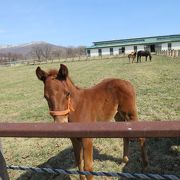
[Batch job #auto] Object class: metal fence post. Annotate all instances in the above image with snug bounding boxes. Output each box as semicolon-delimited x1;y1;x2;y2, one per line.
0;139;9;180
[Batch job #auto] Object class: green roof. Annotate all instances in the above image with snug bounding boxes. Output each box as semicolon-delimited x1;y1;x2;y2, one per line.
86;34;180;49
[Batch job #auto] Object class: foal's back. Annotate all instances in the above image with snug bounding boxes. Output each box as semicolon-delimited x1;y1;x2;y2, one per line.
79;78;137;122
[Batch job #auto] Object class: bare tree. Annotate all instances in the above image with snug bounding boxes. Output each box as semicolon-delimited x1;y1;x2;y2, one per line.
30;44;85;63
66;46;76;59
76;46;86;59
31;46;43;62
52;48;66;60
41;44;52;61
0;52;24;65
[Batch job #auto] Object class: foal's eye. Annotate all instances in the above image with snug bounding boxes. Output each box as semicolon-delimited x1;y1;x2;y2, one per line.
66;92;71;98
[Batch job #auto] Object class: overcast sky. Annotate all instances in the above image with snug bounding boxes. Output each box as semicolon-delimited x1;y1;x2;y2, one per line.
0;0;180;46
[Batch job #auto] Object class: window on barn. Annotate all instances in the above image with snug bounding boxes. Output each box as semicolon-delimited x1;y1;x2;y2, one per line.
134;46;137;52
168;43;172;50
87;49;91;57
122;47;125;53
118;47;125;54
98;49;102;56
110;48;113;55
150;45;155;52
155;44;162;51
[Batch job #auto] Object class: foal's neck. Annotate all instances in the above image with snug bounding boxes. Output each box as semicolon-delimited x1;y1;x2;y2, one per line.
66;77;81;96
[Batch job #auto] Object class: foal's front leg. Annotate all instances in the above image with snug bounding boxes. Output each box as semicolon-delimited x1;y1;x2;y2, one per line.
123;138;130;163
139;138;148;172
131;58;134;63
82;138;94;180
71;138;85;180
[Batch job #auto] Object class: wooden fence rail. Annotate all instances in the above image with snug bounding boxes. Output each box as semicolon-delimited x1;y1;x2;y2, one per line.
156;50;180;58
0;121;179;180
0;121;180;138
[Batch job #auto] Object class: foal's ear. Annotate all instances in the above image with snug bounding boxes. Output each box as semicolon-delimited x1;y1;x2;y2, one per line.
36;66;48;82
57;64;68;80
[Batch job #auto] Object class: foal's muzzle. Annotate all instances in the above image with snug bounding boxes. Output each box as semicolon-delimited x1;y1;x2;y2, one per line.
49;96;74;119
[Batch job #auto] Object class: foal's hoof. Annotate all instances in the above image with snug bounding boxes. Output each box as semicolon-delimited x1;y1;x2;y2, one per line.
123;156;129;164
142;161;149;172
142;165;148;173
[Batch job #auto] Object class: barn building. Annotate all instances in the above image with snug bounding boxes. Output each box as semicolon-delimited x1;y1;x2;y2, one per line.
86;34;180;57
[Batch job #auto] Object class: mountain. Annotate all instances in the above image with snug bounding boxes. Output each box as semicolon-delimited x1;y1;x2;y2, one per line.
0;41;64;56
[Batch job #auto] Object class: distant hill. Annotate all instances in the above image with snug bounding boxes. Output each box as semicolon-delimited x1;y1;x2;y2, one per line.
0;41;65;56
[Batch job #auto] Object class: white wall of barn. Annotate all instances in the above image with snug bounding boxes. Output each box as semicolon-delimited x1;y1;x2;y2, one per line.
137;45;144;51
172;42;180;50
161;42;180;50
89;41;180;56
90;49;98;56
113;46;136;55
125;45;145;53
161;43;168;50
102;48;110;56
113;46;134;55
113;47;119;55
90;45;144;56
125;46;134;54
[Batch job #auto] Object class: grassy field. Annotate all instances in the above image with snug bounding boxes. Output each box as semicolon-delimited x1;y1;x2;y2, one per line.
0;55;179;179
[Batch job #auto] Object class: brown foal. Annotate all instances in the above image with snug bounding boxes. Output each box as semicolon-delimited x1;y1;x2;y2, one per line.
36;64;148;180
128;52;137;63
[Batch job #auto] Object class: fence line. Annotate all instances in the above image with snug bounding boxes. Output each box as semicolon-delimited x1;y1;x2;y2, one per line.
0;54;126;67
156;50;180;58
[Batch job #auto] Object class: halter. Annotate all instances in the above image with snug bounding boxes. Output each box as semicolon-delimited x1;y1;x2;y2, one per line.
49;96;74;116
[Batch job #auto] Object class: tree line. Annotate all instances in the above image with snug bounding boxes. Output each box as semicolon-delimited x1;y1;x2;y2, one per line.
0;52;24;64
0;45;86;64
31;44;86;62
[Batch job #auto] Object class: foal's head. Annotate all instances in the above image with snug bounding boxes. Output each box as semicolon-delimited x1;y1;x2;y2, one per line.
36;64;73;123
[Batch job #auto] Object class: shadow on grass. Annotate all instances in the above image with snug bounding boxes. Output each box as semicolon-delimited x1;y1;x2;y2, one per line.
17;147;73;180
120;138;180;180
16;138;180;180
17;146;121;180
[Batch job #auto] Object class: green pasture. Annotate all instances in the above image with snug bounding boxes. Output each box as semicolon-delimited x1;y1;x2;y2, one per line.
0;55;179;179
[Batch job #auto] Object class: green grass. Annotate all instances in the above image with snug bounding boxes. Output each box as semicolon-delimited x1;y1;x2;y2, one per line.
0;55;179;179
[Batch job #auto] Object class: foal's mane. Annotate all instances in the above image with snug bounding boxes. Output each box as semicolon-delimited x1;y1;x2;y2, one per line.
48;69;80;89
48;69;58;77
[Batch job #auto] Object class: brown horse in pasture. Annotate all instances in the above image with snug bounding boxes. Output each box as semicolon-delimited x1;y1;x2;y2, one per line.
137;50;152;63
128;52;137;63
36;64;148;180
